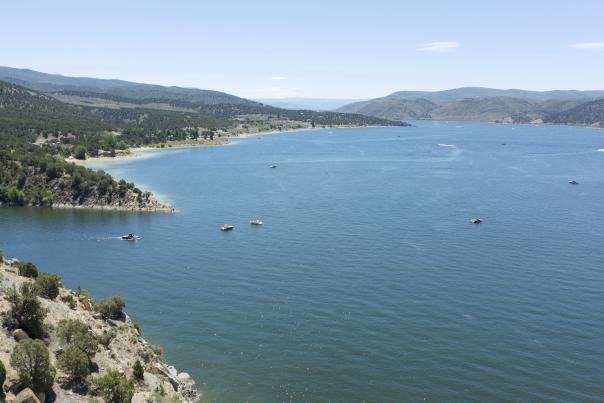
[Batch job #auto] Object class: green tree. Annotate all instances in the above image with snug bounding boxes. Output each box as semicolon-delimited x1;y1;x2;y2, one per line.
74;145;87;160
7;186;26;205
17;261;38;278
34;272;61;300
41;190;54;205
90;370;134;403
6;283;47;339
56;319;98;357
58;346;90;380
132;360;144;382
95;296;126;320
0;359;6;389
10;339;56;393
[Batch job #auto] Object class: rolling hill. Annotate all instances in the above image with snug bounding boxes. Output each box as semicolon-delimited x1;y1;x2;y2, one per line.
337;87;604;124
0;66;404;128
545;99;604;127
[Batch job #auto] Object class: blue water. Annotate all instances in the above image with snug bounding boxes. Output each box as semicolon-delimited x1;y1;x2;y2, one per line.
2;122;604;402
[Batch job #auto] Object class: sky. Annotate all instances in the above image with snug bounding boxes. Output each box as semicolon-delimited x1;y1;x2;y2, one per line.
1;0;604;99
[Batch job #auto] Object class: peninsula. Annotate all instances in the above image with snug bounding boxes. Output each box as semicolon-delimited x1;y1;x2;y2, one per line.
0;67;408;210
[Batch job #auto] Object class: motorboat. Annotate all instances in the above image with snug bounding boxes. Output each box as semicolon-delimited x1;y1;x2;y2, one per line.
270;164;277;168
250;219;263;226
121;233;140;241
568;180;579;185
221;224;235;231
469;218;482;224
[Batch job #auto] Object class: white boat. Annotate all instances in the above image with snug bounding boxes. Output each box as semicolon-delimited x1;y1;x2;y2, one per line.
250;219;263;226
221;224;235;231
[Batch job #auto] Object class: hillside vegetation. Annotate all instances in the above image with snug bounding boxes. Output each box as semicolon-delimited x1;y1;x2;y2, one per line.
337;87;604;125
0;255;197;402
0;67;408;210
545;99;604;127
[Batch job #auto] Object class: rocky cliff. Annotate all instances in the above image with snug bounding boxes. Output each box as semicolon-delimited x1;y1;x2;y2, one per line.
0;259;197;402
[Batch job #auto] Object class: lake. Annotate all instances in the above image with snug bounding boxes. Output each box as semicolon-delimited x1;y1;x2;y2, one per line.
2;121;604;402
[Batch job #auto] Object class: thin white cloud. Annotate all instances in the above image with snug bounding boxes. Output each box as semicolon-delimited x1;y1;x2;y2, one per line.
270;76;287;80
571;42;604;49
418;41;460;52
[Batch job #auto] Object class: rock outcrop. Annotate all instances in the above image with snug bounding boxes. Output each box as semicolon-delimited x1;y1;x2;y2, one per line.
0;259;199;402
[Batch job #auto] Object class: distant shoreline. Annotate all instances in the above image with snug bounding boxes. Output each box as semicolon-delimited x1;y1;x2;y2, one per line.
72;125;390;167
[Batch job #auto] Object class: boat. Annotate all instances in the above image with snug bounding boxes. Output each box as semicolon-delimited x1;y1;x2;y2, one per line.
250;219;263;226
469;218;482;224
270;164;277;168
568;180;579;185
120;233;140;241
221;224;235;231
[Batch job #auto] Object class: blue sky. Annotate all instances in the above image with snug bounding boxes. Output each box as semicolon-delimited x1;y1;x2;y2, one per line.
1;0;603;98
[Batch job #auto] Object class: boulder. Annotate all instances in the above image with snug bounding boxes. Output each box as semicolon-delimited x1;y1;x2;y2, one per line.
177;372;192;383
13;388;42;403
13;328;30;341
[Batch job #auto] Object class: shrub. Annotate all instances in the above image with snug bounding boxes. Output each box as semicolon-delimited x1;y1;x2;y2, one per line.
6;283;47;339
76;287;89;298
6;186;26;205
10;339;56;393
95;296;125;320
74;145;87;160
34;272;61;300
132;360;144;382
98;329;117;348
0;359;5;389
17;261;38;278
41;190;54;205
56;319;98;357
61;294;77;309
90;370;134;403
58;346;90;380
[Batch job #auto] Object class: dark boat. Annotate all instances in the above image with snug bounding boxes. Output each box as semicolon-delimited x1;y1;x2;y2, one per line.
469;218;482;224
270;164;277;168
569;180;579;185
121;233;140;241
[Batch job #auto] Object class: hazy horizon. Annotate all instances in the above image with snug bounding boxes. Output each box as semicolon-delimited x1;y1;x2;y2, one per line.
2;1;604;98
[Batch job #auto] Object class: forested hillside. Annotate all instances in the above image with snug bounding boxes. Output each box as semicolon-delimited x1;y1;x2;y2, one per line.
544;99;604;127
337;87;604;124
0;69;407;210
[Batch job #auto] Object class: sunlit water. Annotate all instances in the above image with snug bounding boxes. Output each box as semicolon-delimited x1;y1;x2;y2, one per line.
2;122;604;402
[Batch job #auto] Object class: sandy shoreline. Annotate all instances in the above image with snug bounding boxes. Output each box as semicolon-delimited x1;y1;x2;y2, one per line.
73;125;398;166
72;126;320;166
49;203;175;213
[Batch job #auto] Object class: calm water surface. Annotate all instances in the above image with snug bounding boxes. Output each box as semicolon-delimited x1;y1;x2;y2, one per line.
2;122;604;402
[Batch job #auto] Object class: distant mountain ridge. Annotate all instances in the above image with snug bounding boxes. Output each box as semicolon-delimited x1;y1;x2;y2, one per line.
257;98;365;111
0;66;404;129
337;87;604;126
0;66;252;105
